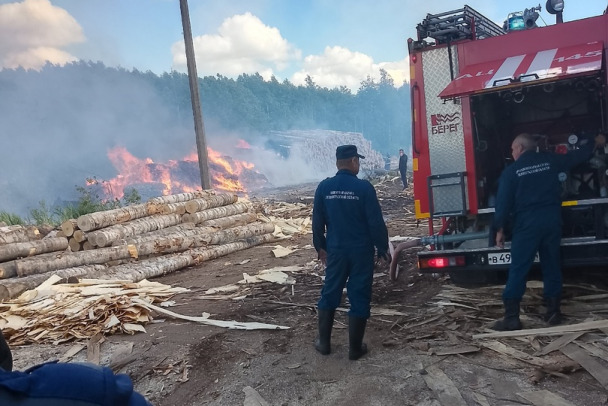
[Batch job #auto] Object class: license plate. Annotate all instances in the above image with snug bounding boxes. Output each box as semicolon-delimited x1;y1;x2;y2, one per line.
487;252;540;265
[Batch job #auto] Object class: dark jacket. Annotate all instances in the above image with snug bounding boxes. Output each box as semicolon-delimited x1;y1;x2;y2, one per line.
493;142;594;230
399;154;408;173
312;169;388;256
0;362;150;405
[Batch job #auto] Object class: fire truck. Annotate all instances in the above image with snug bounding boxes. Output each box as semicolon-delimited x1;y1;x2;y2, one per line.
406;2;608;284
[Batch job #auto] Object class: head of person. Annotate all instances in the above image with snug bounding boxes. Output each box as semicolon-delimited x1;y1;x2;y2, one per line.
511;133;537;161
336;145;365;175
399;149;404;156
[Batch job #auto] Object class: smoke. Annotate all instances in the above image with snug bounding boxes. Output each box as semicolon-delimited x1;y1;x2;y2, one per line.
0;65;195;217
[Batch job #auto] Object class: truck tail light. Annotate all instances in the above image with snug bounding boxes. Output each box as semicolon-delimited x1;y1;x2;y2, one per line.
419;256;466;269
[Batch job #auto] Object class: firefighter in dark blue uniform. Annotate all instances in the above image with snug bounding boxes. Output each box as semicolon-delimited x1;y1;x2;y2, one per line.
312;145;390;360
492;132;606;331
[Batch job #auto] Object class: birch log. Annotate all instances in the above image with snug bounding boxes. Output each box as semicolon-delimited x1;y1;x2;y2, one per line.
159;202;187;215
60;219;78;237
184;193;239;214
0;233;275;300
183;202;251;224
16;245;137;277
133;222;275;257
147;190;211;205
0;237;68;263
0;225;40;245
73;230;88;243
76;203;151;232
88;213;183;248
68;238;83;252
0;265;107;300
201;212;258;229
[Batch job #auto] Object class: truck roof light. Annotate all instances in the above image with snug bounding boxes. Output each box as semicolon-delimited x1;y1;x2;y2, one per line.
547;0;564;13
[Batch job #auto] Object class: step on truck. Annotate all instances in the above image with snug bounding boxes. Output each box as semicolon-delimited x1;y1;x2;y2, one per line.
407;2;608;284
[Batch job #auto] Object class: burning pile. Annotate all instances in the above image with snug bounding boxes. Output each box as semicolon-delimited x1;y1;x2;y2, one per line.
97;146;269;201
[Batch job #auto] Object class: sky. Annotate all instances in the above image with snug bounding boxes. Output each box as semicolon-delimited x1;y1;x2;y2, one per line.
1;0;607;92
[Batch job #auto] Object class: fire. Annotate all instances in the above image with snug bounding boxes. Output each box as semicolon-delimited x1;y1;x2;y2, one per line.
98;143;259;200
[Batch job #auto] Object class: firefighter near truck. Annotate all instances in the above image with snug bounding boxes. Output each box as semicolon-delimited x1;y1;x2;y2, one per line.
392;2;608;285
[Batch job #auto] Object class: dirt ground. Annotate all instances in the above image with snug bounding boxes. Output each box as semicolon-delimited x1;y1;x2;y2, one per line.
9;173;608;406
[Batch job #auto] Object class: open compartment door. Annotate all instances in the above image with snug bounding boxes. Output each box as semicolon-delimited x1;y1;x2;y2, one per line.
439;41;604;99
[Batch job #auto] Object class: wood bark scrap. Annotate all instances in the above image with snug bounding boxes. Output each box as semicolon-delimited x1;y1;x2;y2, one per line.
132;298;289;330
473;320;608;339
422;364;468;406
517;390;576;406
0;278;188;345
243;386;270;406
560;343;608;390
0;237;68;264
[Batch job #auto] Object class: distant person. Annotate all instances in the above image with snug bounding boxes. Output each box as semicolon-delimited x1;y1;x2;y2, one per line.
492;132;606;331
398;149;408;190
312;144;390;360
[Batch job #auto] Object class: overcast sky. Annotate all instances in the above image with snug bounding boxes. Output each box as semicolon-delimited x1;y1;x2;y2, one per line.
1;0;606;91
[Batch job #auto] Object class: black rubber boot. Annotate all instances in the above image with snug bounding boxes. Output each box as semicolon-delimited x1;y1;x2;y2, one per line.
544;297;563;326
314;309;335;355
0;330;12;372
491;299;522;331
348;316;368;360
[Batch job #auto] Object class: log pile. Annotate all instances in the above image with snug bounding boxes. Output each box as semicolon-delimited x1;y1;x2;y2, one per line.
0;190;311;301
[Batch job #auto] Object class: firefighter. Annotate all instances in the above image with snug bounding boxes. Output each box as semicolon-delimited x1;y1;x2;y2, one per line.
312;145;390;360
492;132;607;331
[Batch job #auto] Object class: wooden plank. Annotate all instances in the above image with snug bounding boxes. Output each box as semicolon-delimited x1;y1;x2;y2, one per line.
517;390;576;406
560;343;608;390
422;364;468;406
535;332;585;356
480;340;551;367
473;320;608;339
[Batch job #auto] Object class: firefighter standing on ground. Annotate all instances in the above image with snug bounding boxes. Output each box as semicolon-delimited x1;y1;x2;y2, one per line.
398;149;408;190
492;132;607;331
312;145;390;360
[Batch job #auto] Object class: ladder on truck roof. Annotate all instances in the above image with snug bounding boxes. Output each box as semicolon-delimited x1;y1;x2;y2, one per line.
416;5;505;44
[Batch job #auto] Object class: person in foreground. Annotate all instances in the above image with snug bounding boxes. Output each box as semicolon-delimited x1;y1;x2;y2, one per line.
312;144;390;360
0;328;151;405
492;132;606;331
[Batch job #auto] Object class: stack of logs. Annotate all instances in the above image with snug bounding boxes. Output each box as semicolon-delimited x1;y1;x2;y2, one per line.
0;190;279;301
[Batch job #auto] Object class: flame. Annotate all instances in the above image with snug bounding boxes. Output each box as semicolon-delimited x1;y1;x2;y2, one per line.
98;143;257;199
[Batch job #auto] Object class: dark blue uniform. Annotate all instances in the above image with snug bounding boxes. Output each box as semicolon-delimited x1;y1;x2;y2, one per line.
493;142;594;301
312;169;388;318
0;361;150;405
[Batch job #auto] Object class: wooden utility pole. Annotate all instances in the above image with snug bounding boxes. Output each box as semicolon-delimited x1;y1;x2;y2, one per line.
179;0;212;189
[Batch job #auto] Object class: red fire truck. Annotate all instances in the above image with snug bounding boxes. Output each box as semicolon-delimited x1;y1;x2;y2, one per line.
406;2;608;284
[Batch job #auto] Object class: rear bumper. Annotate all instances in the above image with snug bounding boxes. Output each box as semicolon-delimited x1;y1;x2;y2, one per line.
417;237;608;273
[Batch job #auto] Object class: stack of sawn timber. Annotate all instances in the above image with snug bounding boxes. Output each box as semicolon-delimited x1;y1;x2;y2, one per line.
0;190;277;301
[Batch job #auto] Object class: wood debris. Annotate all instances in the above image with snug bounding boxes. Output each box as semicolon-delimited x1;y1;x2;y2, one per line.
0;277;188;345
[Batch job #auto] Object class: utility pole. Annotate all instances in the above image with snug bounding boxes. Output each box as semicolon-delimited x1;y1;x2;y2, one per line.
179;0;211;189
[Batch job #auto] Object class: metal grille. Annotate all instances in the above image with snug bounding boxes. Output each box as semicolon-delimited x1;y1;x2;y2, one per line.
422;47;469;216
